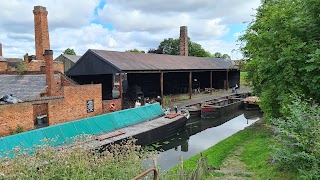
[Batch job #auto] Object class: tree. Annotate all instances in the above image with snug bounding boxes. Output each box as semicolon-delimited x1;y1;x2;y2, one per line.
213;52;222;58
149;38;212;57
239;0;320;118
222;54;231;60
63;48;76;55
126;49;145;53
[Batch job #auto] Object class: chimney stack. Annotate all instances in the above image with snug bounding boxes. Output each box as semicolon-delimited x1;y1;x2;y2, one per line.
44;50;54;96
33;6;50;60
23;53;29;64
180;26;188;56
0;43;2;57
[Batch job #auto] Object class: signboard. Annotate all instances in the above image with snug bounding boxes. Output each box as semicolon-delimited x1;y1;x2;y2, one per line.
86;100;94;113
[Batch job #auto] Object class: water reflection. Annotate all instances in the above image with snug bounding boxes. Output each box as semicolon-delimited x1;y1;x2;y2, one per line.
145;110;262;171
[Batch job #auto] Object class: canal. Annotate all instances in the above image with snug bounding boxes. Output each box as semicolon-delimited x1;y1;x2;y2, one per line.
144;109;262;171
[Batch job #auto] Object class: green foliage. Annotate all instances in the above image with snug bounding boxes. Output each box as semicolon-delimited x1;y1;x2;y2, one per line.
9;125;24;135
16;62;26;73
214;52;222;58
221;54;231;60
149;38;213;57
126;48;145;53
169;121;293;179
0;138;156;179
63;48;76;55
239;0;320;118
271;96;320;179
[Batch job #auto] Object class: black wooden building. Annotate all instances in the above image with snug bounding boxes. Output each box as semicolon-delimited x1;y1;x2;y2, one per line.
66;49;240;100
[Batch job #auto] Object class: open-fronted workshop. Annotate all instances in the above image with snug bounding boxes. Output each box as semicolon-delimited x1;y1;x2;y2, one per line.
66;49;239;102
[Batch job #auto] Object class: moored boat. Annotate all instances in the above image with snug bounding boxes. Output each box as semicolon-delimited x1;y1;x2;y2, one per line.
243;96;260;110
201;97;243;118
0;103;188;157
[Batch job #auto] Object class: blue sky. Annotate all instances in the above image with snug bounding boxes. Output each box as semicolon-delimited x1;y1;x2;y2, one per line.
0;0;261;59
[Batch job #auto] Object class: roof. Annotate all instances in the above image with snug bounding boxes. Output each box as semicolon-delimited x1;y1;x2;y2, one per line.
90;49;234;71
6;58;23;68
0;56;6;62
56;54;81;63
0;74;58;101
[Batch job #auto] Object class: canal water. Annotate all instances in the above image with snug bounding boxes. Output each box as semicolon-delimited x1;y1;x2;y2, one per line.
144;110;262;171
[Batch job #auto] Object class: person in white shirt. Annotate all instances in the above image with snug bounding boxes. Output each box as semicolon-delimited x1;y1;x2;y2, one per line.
135;100;141;108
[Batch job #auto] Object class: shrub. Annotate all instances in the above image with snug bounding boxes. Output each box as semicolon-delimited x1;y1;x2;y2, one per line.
271;95;320;179
0;137;157;179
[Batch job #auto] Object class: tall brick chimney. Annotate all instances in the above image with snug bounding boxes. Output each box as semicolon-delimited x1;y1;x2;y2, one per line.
33;6;50;60
44;50;54;96
180;26;188;56
0;43;2;57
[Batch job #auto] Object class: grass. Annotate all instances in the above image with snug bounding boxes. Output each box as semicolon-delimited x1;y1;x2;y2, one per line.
168;119;297;179
240;71;248;86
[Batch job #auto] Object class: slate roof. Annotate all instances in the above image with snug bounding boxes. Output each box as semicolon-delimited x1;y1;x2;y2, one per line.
90;49;235;71
0;56;6;62
6;58;23;68
0;74;58;101
60;54;81;63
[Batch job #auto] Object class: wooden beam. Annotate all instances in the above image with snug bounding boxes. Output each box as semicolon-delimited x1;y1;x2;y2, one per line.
160;72;164;99
210;71;213;95
189;71;192;99
119;73;123;99
226;70;229;91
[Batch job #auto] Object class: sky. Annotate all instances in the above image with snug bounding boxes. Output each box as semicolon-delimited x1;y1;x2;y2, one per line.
0;0;261;59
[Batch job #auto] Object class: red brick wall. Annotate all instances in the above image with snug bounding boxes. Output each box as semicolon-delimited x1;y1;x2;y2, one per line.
27;60;63;73
0;61;8;71
102;99;122;113
48;84;102;125
33;103;48;124
33;6;50;61
0;84;103;136
0;102;34;136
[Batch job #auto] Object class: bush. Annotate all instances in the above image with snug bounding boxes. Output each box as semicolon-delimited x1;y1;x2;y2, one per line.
271;95;320;179
0;138;157;179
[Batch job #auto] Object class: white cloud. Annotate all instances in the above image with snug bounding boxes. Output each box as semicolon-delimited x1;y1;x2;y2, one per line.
0;0;261;59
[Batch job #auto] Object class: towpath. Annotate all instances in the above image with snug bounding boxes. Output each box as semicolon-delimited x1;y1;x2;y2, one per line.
167;87;251;110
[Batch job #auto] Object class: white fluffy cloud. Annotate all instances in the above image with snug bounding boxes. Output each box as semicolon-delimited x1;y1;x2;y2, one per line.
0;0;261;59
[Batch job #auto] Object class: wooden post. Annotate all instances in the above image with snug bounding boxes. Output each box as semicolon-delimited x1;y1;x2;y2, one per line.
119;73;123;99
189;71;192;99
160;72;164;99
226;70;229;91
112;73;115;87
210;71;213;95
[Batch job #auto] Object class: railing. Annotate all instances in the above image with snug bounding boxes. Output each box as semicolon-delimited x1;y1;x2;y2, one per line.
132;168;158;180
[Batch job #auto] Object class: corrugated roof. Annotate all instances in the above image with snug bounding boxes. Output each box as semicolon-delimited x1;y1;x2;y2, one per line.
90;49;235;71
61;54;81;63
0;74;58;101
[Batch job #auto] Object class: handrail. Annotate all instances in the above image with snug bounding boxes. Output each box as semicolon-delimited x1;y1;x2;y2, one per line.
132;168;158;180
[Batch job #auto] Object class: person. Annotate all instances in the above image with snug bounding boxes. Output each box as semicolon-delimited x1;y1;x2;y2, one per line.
156;95;162;105
135;99;141;108
232;84;239;93
145;97;150;105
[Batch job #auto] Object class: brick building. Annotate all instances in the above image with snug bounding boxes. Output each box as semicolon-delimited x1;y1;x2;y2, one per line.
0;6;105;137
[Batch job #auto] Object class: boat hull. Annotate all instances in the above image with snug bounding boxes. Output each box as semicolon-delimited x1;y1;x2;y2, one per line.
108;115;188;146
244;102;260;110
201;98;243;118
